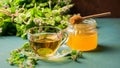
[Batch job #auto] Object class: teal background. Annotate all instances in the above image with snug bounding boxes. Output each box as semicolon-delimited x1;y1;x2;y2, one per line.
0;18;120;68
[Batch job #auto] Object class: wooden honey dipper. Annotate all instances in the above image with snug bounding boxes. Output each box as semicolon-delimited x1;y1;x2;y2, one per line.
69;12;111;24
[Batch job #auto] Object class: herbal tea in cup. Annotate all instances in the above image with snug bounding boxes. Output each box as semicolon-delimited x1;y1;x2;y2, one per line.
28;26;67;57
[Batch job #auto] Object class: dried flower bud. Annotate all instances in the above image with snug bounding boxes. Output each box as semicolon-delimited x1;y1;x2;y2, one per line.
34;18;42;25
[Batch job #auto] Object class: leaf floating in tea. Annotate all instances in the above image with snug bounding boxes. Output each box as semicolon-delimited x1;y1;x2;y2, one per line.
37;48;53;56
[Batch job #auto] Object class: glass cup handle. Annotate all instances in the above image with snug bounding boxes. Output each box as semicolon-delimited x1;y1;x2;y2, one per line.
60;32;68;46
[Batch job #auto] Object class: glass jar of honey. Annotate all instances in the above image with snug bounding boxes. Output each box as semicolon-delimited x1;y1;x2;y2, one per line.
66;18;97;51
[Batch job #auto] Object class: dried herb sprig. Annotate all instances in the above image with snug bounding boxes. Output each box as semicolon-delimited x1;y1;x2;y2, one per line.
7;42;83;68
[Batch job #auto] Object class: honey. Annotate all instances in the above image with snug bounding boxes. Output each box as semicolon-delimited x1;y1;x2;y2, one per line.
67;31;97;51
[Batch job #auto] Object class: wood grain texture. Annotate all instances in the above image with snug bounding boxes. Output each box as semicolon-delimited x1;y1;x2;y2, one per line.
70;0;120;18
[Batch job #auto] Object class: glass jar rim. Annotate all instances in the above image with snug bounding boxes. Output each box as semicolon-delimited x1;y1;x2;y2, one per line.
82;18;96;25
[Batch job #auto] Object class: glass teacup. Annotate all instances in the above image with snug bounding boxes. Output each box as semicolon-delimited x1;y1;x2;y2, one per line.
28;26;67;58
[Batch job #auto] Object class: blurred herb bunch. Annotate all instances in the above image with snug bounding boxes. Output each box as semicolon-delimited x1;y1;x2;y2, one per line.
0;0;73;39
